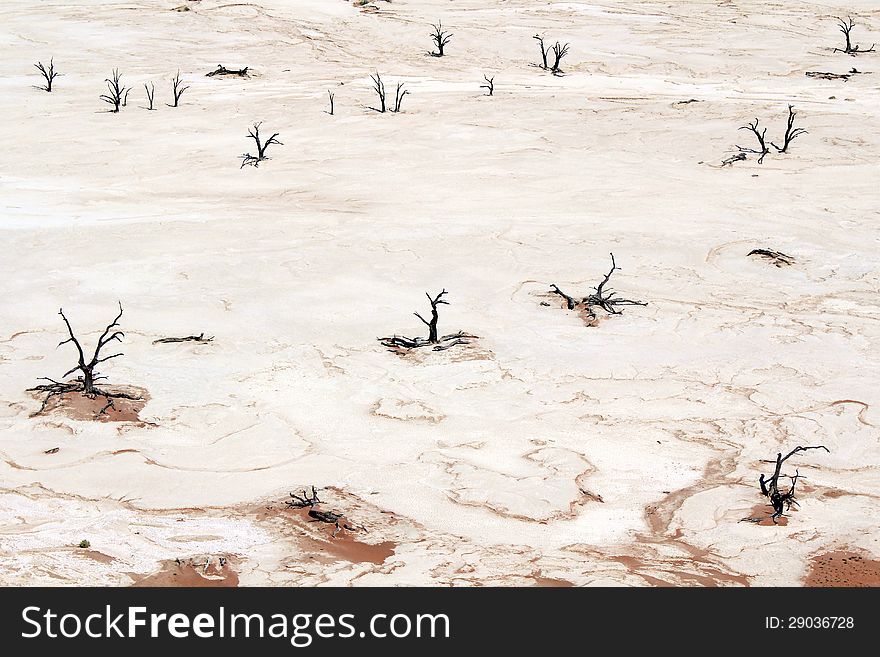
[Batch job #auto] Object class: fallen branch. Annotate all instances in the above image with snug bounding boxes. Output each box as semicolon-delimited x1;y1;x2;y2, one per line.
206;65;249;77
747;249;794;267
152;333;214;344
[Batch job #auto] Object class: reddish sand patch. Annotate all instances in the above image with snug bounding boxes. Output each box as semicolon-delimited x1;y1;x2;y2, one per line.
79;549;116;564
743;502;789;526
533;575;575;587
30;386;148;423
131;557;239;587
805;551;880;587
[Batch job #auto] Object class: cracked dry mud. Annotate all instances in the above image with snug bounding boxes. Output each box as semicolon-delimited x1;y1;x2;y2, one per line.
1;0;879;586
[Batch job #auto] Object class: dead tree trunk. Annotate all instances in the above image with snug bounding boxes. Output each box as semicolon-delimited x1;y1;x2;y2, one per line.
168;70;189;107
391;82;408;113
429;22;453;57
327;90;335;115
533;35;549;69
771;105;807;153
240;122;282;167
415;290;448;343
834;16;875;54
144;82;156;110
736;118;770;164
34;59;58;92
370;72;386;112
481;74;495;96
550;42;570;75
759;445;829;522
100;69;129;112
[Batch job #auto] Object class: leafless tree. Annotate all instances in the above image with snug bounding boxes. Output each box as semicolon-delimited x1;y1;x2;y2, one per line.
379;289;476;351
287;486;321;508
28;303;141;416
533;35;549;70
391;82;408;113
285;486;358;537
34;59;58;92
736;118;770;164
168;70;189;107
429;22;453;57
771;105;807;153
758;445;829;522
833;16;875;54
327;90;335;115
240;122;282;168
144;82;156;110
370;72;386;112
550;253;647;320
550;41;570;75
100;69;130;112
480;74;495;96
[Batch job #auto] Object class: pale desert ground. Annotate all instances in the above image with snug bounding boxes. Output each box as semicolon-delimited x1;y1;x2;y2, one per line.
1;0;879;586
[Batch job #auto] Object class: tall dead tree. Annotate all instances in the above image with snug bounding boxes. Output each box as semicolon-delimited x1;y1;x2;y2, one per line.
28;303;141;416
549;253;647;320
327;90;335;115
370;72;386;112
481;74;495;96
391;82;408;113
429;22;453;57
144;82;156;110
771;105;807;153
758;445;829;522
379;289;476;351
100;69;130;112
533;35;549;70
833;16;875;54
34;59;58;92
240;122;282;168
736;118;770;164
550;41;570;75
168;70;189;107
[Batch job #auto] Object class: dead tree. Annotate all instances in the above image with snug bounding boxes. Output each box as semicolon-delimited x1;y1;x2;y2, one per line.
28;303;141;416
240;122;282;168
100;69;130;112
391;82;408;113
327;90;335;115
429;22;453;57
533;35;549;70
758;445;829;522
747;248;794;267
34;59;58;92
720;152;747;167
287;486;321;508
481;74;495;96
833;17;875;54
167;70;189;107
550;42;570;75
771;105;807;153
379;290;476;351
369;72;386;112
736;118;770;164
153;333;214;344
285;486;357;537
144;82;156;110
550;253;647;319
206;65;249;77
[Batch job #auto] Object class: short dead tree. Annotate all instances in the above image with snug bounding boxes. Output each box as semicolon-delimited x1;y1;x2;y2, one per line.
144;82;156;110
240;122;282;168
833;16;875;54
285;486;358;537
100;69;130;112
391;82;408;113
736;118;770;164
550;41;570;76
287;486;321;509
771;105;807;154
747;248;794;267
153;332;214;344
533;35;549;70
167;70;189;107
369;72;386;112
34;59;59;92
379;289;477;351
206;64;249;77
549;253;647;322
429;22;453;57
480;74;495;96
757;445;829;522
27;302;142;418
327;90;335;115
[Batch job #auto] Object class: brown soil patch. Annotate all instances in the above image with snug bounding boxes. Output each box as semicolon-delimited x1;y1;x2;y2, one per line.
131;556;239;587
79;549;116;564
805;550;880;587
533;575;575;587
744;502;789;526
30;385;148;423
